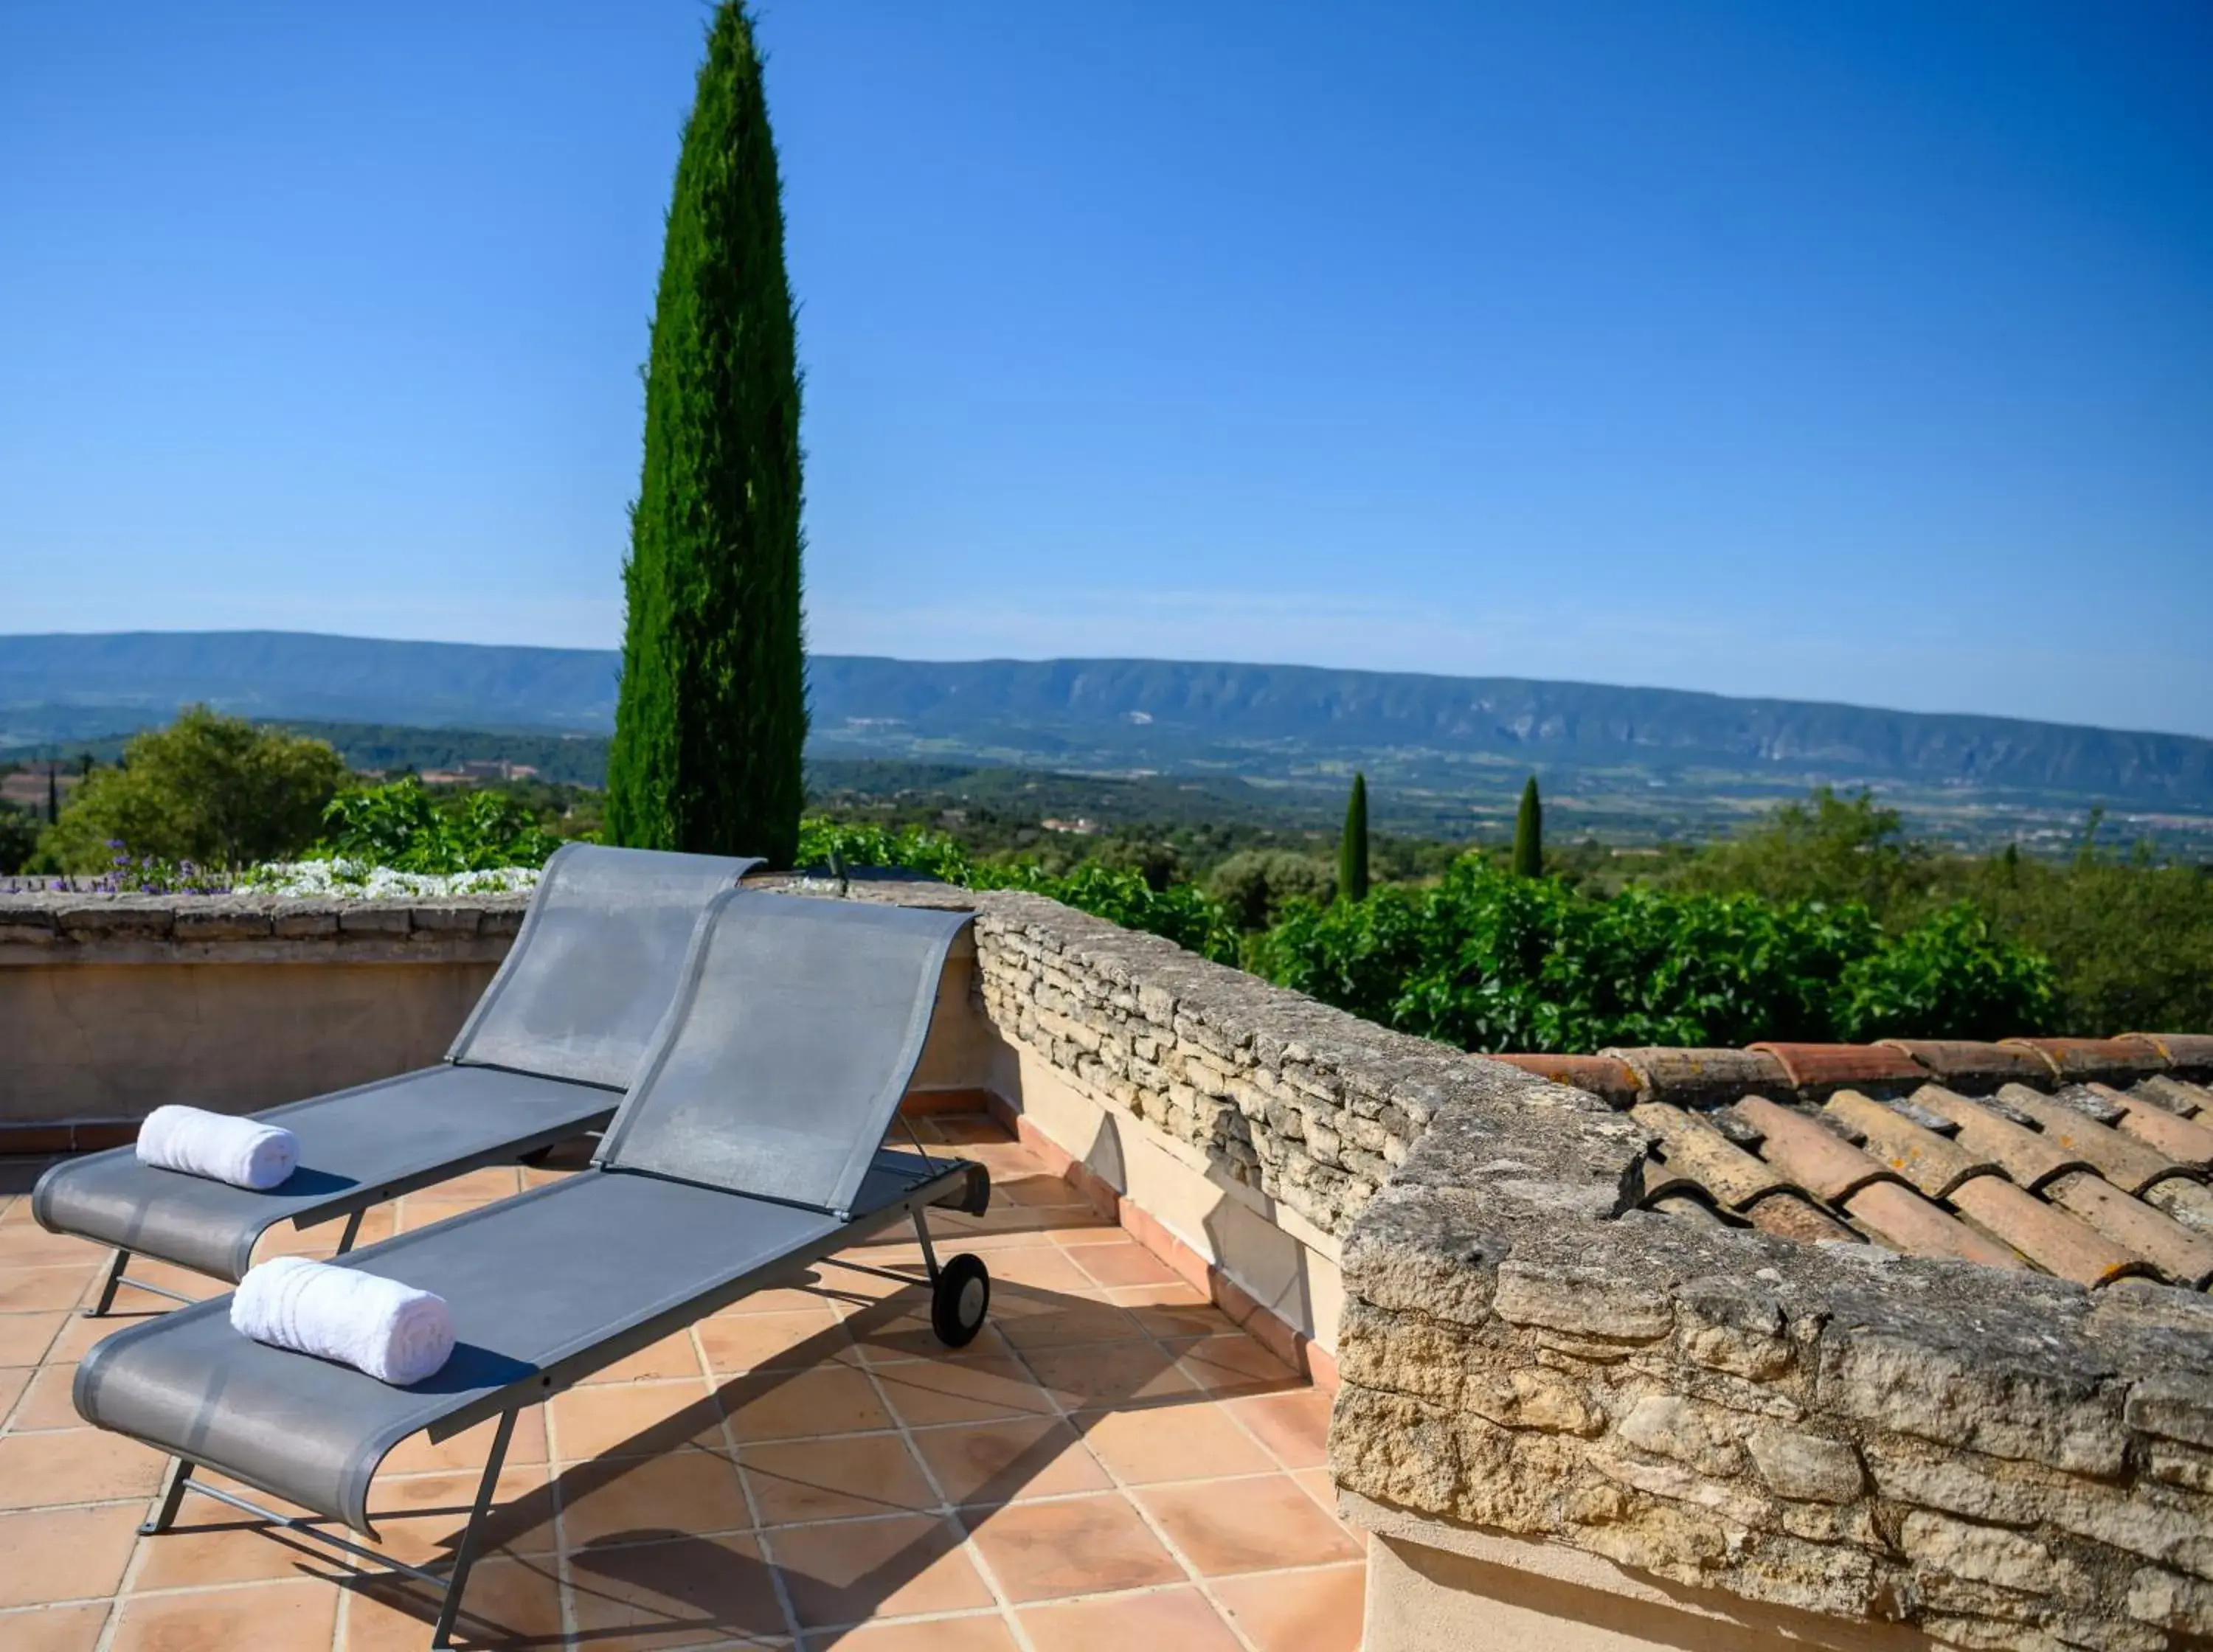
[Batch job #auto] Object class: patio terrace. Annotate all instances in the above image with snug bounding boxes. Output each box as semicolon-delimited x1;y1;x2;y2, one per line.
0;1110;1360;1651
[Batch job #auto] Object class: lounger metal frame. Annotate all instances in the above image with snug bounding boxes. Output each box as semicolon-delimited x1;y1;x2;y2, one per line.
131;1153;990;1648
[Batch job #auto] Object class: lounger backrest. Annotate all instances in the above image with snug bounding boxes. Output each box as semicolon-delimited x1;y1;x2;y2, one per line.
595;890;974;1217
446;843;758;1090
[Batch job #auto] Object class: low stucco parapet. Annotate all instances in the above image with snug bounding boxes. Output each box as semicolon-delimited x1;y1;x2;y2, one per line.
0;890;530;965
1333;1060;2213;1650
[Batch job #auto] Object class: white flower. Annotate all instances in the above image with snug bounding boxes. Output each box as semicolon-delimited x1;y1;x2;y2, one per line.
235;861;542;899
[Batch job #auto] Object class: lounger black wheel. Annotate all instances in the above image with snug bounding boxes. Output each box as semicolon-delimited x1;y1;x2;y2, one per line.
932;1252;991;1347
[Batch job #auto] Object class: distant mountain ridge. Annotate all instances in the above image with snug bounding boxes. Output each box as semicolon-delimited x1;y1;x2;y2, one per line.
2;631;2210;808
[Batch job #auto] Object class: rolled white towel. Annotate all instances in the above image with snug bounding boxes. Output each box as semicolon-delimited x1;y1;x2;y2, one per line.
230;1255;456;1386
136;1105;299;1190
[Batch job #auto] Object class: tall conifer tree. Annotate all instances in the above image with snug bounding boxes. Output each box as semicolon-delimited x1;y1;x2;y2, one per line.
606;1;806;863
1338;773;1370;903
1512;775;1544;878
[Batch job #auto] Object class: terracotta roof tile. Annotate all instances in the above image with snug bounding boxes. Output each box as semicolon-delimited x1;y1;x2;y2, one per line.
2124;1032;2213;1075
2088;1084;2213;1169
1750;1041;1927;1097
2143;1179;2213;1238
2133;1075;2209;1119
1996;1083;2192;1197
1742;1190;1860;1245
1489;1052;1641;1107
1600;1047;1790;1107
1821;1089;1993;1200
1877;1038;2051;1091
1523;1034;2213;1288
2044;1172;2213;1290
1631;1103;1787;1210
1914;1085;2086;1191
1843;1179;2026;1271
2004;1036;2168;1085
1946;1176;2148;1287
1732;1095;1896;1204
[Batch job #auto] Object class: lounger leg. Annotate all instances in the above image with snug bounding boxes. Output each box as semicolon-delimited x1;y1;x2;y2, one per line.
87;1248;131;1318
140;1457;195;1535
429;1408;518;1650
911;1210;942;1283
333;1210;365;1255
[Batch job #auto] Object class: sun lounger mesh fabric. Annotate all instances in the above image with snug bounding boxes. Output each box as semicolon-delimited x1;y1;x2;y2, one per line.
446;843;756;1089
595;891;975;1215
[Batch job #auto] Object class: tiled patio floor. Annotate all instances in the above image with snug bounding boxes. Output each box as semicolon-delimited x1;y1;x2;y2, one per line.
0;1114;1362;1650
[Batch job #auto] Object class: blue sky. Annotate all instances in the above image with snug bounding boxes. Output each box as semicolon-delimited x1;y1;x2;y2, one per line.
3;1;2209;735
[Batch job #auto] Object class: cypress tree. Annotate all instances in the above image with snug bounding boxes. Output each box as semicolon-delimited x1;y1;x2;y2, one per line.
606;1;806;864
1511;775;1543;878
46;761;59;825
1338;772;1370;903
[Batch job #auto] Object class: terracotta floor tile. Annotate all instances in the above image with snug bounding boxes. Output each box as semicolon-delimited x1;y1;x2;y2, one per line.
0;1266;97;1314
770;1513;992;1629
872;1358;1053;1429
1064;1240;1182;1290
0;1364;27;1425
0;1502;142;1607
567;1530;786;1649
342;1556;564;1651
131;1512;345;1591
0;1426;164;1509
845;1310;1008;1367
998;1173;1090;1209
973;1249;1095;1296
742;1432;936;1527
962;1493;1182;1603
420;1166;524;1201
0;1603;111;1652
249;1208;398;1263
698;1310;854;1375
1230;1389;1332;1470
1137;1475;1360;1576
1293;1466;1338;1511
907;1417;1111;1508
931;1117;1009;1146
108;1578;337;1652
580;1331;707;1386
1170;1333;1301;1398
549;1378;721;1462
991;1300;1145;1354
1017;1588;1244;1652
1109;1285;1238;1342
710;1278;842;1316
1073;1402;1276;1485
1019;1342;1198;1409
805;1614;1018;1650
44;1314;131;1366
380;1408;548;1475
1213;1561;1365;1651
358;1468;553;1566
0;1225;103;1270
10;1362;80;1431
0;1311;63;1367
721;1364;891;1443
557;1451;752;1550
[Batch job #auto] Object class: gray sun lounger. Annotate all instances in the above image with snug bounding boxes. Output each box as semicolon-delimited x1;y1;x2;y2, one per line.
72;889;993;1650
34;842;757;1314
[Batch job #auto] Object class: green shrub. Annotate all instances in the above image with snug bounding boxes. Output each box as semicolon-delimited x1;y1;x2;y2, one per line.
315;779;564;873
1253;854;2047;1054
1208;849;1334;931
38;707;345;872
793;813;1239;964
1837;902;2054;1041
